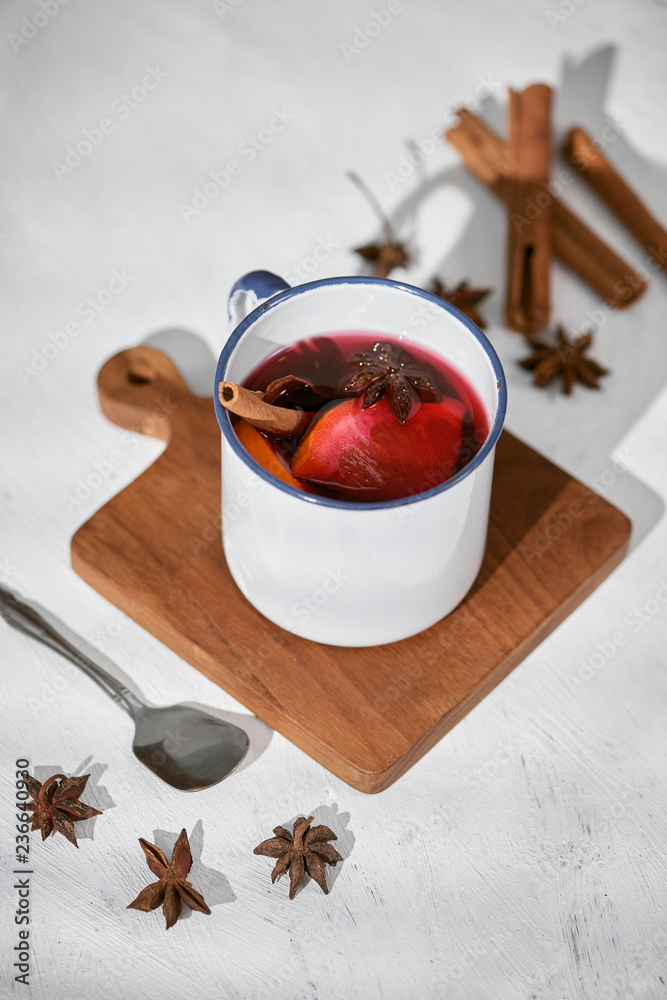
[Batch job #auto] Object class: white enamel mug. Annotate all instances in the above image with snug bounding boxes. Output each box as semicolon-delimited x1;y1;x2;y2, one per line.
214;271;507;647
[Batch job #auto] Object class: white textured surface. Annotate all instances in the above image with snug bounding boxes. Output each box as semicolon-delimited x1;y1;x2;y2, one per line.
1;2;667;998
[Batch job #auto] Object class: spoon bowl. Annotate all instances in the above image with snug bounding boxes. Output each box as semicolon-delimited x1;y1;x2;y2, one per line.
132;702;249;790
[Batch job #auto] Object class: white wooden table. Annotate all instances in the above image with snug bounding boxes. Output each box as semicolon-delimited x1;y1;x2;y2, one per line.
2;2;667;997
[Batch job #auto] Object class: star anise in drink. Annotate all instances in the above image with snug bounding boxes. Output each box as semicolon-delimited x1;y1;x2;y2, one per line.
24;772;102;847
127;828;211;930
430;278;492;329
349;171;412;278
339;340;438;423
254;815;343;899
519;325;609;395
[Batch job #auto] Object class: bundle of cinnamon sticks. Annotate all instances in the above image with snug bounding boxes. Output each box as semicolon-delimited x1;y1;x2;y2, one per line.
446;85;667;334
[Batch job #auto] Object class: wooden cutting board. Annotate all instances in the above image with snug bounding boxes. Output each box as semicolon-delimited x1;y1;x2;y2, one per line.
71;346;631;793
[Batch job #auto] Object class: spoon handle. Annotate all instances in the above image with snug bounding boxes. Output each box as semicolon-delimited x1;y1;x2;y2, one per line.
0;585;141;716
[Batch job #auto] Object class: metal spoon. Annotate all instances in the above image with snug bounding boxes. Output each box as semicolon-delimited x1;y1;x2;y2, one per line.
0;585;249;790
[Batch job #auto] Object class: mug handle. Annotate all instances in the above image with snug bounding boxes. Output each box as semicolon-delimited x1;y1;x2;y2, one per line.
228;270;291;330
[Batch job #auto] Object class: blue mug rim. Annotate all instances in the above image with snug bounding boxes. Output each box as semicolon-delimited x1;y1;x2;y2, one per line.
214;275;507;511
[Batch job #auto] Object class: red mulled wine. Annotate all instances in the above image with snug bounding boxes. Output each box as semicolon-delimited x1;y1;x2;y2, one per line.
238;332;489;502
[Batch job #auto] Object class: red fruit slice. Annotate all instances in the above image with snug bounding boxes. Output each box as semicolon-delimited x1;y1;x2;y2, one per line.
291;395;468;501
236;420;308;492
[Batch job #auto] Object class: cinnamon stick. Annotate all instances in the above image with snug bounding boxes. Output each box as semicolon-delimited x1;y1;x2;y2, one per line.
504;84;553;334
446;110;647;308
218;381;310;437
563;126;667;277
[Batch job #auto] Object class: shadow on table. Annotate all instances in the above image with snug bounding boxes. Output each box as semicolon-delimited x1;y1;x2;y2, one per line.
143;327;218;396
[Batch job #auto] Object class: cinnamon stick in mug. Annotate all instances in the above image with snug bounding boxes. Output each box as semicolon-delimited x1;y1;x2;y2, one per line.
504;84;553;335
563;126;667;277
218;381;311;437
446;110;647;308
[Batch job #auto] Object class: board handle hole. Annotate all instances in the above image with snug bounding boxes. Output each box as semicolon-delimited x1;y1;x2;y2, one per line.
126;360;156;385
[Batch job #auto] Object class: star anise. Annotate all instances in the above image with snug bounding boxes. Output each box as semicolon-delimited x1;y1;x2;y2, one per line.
254;815;343;900
355;238;411;278
24;772;102;847
349;171;412;278
431;278;492;329
127;828;211;930
339;340;438;423
519;325;609;395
